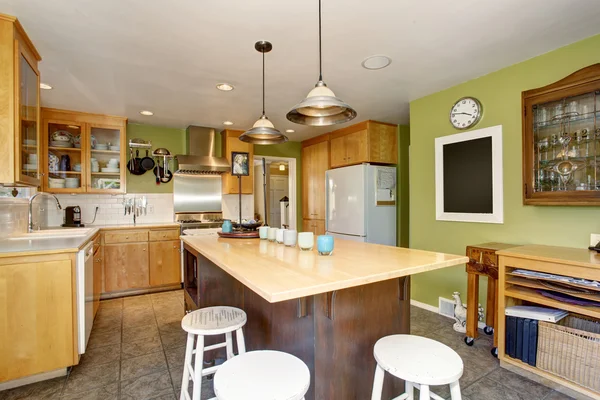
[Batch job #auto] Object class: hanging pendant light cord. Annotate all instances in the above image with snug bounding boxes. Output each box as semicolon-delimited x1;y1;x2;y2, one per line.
262;51;266;116
318;0;323;81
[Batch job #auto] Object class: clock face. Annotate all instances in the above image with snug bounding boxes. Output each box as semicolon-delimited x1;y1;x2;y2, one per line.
450;97;482;129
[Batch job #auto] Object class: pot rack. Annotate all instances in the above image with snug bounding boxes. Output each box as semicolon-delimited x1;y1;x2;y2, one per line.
128;139;152;149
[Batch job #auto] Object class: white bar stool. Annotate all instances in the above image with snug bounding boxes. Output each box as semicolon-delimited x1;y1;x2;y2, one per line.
371;334;463;400
180;306;247;400
214;350;310;400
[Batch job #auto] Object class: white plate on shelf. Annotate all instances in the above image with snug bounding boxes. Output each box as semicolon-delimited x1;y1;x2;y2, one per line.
50;141;73;148
95;145;109;150
101;167;120;173
109;146;120;151
23;164;37;170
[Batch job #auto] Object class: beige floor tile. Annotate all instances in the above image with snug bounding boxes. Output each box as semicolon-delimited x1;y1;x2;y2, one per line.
63;360;120;396
120;351;168;381
120;371;173;400
121;335;163;360
78;343;121;366
122;323;159;343
0;376;65;400
60;382;118;400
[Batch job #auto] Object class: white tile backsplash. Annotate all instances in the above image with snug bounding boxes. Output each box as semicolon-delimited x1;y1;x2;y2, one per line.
45;193;174;227
222;194;254;221
0;198;40;238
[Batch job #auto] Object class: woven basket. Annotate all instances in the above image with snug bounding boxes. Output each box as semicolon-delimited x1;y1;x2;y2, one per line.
537;314;600;392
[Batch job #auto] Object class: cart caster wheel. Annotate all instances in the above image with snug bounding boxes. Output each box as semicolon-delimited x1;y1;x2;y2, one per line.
491;347;498;358
464;336;475;346
484;326;494;335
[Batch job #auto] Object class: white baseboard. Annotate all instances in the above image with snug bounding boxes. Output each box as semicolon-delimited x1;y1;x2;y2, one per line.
0;369;67;391
410;299;487;330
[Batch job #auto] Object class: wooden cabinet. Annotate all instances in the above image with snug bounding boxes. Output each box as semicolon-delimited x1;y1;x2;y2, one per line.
41;108;127;194
104;243;149;292
302;140;329;220
0;254;77;382
149;240;181;286
93;245;103;317
101;227;181;296
221;129;254;194
0;14;42;187
302;218;325;236
329;121;397;168
522;64;600;205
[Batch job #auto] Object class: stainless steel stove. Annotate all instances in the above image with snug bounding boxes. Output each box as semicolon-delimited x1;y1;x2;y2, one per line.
175;212;224;233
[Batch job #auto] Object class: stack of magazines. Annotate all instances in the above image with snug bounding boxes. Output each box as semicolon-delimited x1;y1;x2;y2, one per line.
505;306;568;366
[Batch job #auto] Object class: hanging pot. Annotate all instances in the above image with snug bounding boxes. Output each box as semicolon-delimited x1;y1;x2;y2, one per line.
128;149;145;175
140;150;155;171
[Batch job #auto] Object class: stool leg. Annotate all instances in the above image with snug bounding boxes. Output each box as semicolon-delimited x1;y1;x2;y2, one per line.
225;331;234;359
370;364;385;400
180;333;194;400
405;381;414;400
419;384;430;400
236;327;246;354
449;381;462;400
192;335;204;400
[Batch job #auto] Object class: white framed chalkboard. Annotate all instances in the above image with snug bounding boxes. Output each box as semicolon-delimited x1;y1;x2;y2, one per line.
435;125;503;224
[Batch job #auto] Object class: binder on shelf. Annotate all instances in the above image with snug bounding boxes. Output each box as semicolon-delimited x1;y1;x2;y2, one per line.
528;320;538;367
516;318;524;360
522;318;531;364
506;316;517;358
505;306;568;323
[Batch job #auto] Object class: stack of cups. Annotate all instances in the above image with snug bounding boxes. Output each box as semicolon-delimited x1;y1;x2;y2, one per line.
91;158;99;172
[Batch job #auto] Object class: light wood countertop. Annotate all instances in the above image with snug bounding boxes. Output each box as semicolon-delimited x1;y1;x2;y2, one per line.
497;244;600;269
181;236;468;303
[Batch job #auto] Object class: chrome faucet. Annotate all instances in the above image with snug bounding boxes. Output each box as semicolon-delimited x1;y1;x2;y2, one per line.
29;192;62;233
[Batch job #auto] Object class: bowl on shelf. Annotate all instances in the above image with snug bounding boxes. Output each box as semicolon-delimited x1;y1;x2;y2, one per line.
101;167;120;173
50;140;73;148
65;177;80;188
95;144;109;150
51;130;72;143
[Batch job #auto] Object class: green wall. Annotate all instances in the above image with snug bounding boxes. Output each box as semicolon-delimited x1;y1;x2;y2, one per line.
126;123;186;193
255;142;303;229
409;34;600;308
397;125;410;248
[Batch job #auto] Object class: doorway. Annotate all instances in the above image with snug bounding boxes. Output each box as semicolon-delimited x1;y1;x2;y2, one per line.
253;156;297;230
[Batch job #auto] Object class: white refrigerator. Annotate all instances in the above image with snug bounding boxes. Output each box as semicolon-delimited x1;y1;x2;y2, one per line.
326;164;397;246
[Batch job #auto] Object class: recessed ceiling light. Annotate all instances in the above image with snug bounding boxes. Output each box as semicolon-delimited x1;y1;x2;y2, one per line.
40;83;52;90
285;129;295;133
216;83;234;91
223;121;234;126
361;55;392;70
140;110;153;116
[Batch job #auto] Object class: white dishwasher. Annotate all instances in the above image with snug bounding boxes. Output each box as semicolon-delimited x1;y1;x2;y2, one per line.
76;241;94;354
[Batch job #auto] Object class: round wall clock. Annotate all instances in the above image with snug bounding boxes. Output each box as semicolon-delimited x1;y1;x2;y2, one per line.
449;97;482;129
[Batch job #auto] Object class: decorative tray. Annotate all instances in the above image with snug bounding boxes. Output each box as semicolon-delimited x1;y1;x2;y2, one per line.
217;231;260;239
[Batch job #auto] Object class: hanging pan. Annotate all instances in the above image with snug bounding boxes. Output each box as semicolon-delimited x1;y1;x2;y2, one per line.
128;149;145;175
140;150;155;171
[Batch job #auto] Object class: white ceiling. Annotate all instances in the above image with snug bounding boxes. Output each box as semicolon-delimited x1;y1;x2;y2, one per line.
2;0;600;141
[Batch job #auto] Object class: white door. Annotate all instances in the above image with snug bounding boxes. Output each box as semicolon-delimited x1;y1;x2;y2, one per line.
326;165;365;236
269;176;288;228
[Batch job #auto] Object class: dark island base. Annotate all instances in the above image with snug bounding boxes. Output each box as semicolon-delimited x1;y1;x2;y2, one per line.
183;246;411;400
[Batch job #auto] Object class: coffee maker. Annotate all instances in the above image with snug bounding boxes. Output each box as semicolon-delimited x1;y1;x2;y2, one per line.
62;206;84;227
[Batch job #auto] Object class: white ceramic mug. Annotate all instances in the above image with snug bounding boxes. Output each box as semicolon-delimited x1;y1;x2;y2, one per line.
298;232;314;251
267;227;277;242
276;228;286;244
258;226;269;240
283;230;297;247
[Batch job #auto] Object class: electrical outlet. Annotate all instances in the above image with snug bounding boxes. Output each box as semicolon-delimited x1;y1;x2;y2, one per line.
590;233;600;247
148;204;154;214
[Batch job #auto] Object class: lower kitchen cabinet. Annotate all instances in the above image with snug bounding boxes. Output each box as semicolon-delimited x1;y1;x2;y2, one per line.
0;256;77;382
93;245;103;317
303;219;325;236
104;243;149;292
149;240;181;286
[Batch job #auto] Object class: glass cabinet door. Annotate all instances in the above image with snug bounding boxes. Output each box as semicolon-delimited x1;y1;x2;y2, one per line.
18;53;40;184
45;121;85;192
532;91;599;194
88;125;124;193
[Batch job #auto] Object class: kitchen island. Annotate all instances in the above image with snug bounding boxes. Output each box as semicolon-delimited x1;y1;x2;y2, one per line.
181;236;468;400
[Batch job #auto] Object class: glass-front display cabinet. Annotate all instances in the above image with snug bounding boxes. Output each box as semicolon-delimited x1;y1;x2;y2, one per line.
41;108;127;194
522;64;600;205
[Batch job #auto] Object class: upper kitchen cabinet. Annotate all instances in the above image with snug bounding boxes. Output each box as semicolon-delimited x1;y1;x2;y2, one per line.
302;137;329;220
0;14;41;187
522;64;600;205
221;129;254;194
41;108;127;194
329;120;398;168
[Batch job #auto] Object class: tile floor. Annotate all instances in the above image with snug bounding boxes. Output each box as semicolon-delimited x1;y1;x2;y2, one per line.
0;290;576;400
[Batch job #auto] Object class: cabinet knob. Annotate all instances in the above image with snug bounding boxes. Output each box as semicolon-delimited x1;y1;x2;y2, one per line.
142;248;146;251
173;245;178;249
126;236;129;239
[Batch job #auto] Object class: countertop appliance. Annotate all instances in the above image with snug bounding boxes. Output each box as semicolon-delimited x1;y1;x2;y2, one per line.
76;241;94;354
63;205;84;227
326;164;396;245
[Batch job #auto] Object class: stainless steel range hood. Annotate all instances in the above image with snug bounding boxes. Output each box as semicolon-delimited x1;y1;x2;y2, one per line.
175;126;230;174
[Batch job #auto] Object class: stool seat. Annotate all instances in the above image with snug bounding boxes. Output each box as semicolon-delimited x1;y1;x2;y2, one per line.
214;350;310;400
374;334;463;386
181;306;247;335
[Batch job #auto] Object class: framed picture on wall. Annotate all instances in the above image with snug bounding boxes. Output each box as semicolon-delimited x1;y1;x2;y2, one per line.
435;125;503;224
231;151;250;176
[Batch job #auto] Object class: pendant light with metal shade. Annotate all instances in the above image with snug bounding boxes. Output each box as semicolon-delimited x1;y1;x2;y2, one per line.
286;0;357;126
239;41;288;145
